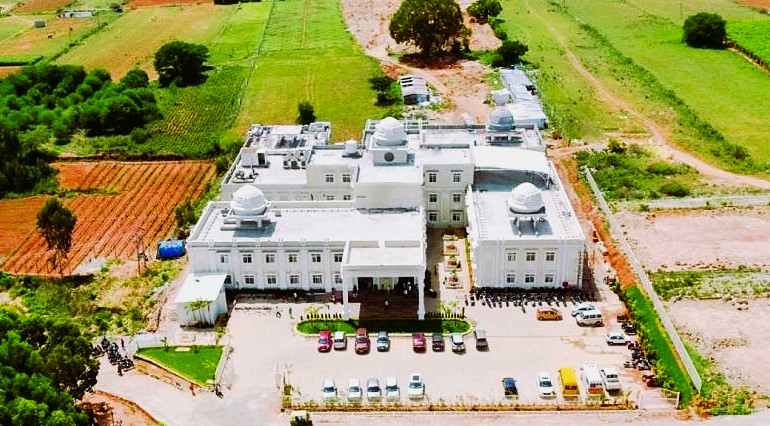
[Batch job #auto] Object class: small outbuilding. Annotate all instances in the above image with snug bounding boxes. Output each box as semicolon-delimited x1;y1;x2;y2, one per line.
399;75;429;105
174;274;228;327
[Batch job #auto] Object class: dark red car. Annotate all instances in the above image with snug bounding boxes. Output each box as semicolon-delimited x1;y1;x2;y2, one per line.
355;327;370;354
412;332;426;352
317;330;332;352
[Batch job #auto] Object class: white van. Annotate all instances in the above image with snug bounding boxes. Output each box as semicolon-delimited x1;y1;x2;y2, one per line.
581;364;604;395
575;309;603;326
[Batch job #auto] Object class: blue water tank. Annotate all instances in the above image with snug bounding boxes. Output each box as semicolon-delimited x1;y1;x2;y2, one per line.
157;240;186;259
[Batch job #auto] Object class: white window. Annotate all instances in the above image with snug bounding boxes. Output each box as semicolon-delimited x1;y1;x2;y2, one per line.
311;253;322;263
325;174;334;183
428;211;438;222
342;173;351;183
452;211;462;222
428;193;438;203
506;274;516;284
266;274;277;285
333;252;343;263
244;274;255;285
325;195;335;201
242;253;252;264
265;253;275;263
289;274;300;285
507;252;516;262
218;253;229;264
546;251;555;262
545;273;555;284
452;172;461;183
334;273;342;284
312;274;323;285
427;172;437;183
525;274;535;284
288;253;298;263
452;193;462;203
526;251;536;262
343;194;352;201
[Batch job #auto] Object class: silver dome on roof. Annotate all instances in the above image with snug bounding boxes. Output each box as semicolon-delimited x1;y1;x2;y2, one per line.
488;106;514;131
373;117;407;147
230;185;269;216
507;182;544;213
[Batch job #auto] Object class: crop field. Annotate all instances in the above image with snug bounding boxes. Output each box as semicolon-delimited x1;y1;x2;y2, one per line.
0;161;216;276
56;4;232;78
0;197;46;265
727;19;770;66
207;2;272;66
13;0;75;14
0;14;100;63
0;16;30;48
235;0;387;141
126;0;206;7
551;0;770;165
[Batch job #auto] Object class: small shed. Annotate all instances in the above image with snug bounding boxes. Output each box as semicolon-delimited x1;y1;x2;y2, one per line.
399;75;429;105
34;20;46;28
174;274;228;327
157;239;186;259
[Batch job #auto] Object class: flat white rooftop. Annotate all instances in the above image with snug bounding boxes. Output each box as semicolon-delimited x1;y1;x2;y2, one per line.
175;273;226;304
357;153;422;184
228;154;308;186
192;202;424;244
417;147;472;166
347;247;423;267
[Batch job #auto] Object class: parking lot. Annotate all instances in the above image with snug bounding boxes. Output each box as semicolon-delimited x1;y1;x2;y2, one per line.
227;286;648;408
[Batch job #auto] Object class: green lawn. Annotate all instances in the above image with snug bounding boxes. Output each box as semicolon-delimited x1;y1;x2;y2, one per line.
235;0;388;141
137;346;223;386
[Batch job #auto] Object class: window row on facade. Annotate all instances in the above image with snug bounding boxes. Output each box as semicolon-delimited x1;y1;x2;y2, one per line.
426;211;464;223
232;272;344;287
324;172;352;183
219;251;344;264
506;250;556;262
427;192;464;204
504;272;557;285
425;170;464;184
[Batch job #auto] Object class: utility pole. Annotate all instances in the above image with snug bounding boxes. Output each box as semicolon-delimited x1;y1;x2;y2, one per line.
133;227;147;274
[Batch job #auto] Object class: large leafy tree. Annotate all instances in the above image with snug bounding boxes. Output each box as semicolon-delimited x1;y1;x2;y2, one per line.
36;197;77;275
389;0;470;57
153;41;210;87
683;12;726;49
0;307;98;425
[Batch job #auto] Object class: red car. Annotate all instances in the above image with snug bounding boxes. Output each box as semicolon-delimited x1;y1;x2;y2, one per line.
318;330;332;352
355;327;370;354
412;332;427;352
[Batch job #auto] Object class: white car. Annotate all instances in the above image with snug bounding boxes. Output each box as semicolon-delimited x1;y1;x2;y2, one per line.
600;367;622;391
407;373;425;399
536;371;555;398
347;378;362;401
570;302;596;317
366;378;381;400
322;378;337;400
606;331;629;345
385;376;400;400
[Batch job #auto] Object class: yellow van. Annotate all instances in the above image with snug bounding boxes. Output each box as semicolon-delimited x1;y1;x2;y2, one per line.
559;367;580;397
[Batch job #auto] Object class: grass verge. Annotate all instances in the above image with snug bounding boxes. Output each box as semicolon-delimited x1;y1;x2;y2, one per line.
296;319;471;335
137;345;222;386
686;342;755;415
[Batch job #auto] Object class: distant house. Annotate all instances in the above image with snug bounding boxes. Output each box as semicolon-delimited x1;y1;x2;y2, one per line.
399;75;430;105
33;20;46;28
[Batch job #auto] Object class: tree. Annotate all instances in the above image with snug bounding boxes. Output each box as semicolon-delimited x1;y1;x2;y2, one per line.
36;198;77;275
389;0;469;57
296;101;316;125
467;0;502;24
153;41;210;87
120;68;150;89
683;12;726;49
496;40;529;66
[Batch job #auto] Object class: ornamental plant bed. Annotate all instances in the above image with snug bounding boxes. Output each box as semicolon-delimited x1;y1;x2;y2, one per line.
296;319;470;335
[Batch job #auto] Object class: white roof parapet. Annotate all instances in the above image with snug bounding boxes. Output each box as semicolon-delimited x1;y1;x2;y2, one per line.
471;146;550;175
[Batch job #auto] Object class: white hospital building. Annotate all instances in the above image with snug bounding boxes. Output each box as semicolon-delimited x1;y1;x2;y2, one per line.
177;109;585;324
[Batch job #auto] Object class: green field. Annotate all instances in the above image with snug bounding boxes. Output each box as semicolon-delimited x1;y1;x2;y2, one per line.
0;16;30;49
727;19;770;66
137;346;222;385
559;0;770;166
235;0;388;141
208;2;272;66
0;14;104;63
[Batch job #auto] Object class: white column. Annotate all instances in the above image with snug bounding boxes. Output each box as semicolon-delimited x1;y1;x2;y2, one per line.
417;273;425;320
342;276;351;320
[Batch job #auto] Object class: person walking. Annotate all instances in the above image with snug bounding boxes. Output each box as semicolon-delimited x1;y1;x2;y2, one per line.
288;307;293;319
189;382;196;396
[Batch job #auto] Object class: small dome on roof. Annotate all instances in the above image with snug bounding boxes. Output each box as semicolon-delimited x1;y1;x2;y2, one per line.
231;185;269;216
373;117;407;147
488;106;514;131
507;182;544;213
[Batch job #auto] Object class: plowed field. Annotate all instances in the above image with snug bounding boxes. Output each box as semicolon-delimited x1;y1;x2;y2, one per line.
0;161;216;276
14;0;74;14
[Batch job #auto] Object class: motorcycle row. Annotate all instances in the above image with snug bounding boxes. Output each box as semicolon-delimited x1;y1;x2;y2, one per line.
92;337;135;371
466;289;595;313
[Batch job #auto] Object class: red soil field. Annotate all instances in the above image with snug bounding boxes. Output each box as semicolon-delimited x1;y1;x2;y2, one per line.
0;67;22;78
0;197;46;265
733;0;770;9
14;0;75;14
125;0;206;8
0;161;216;277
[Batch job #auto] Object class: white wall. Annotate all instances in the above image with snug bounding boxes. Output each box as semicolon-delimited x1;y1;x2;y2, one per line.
354;182;422;209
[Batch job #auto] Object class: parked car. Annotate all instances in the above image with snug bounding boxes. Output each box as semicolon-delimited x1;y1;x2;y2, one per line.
606;331;629;345
502;377;518;397
347;378;362;401
317;330;331;352
407;373;425;399
474;329;489;351
451;333;466;353
322;379;337;400
333;331;347;350
600;367;622;392
385;376;400;400
355;327;370;354
366;378;381;399
570;302;596;317
376;331;390;352
432;333;445;351
536;306;562;321
536;371;555;398
575;309;603;326
412;332;427;352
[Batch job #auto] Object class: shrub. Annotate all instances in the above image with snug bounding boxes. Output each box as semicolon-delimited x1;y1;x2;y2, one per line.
659;182;691;197
496;40;528;66
683;13;726;49
467;0;502;24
